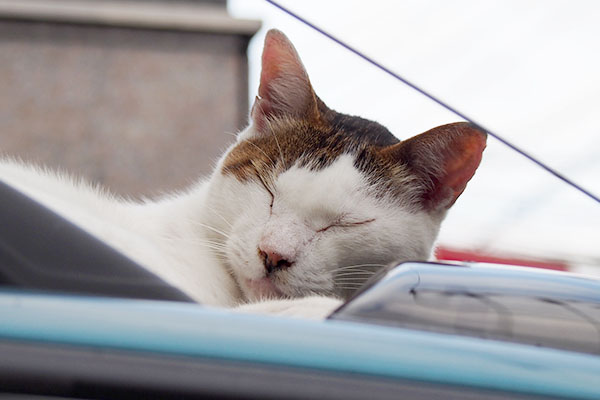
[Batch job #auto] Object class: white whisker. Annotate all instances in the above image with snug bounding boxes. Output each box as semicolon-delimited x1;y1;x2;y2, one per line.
336;286;365;291
334;279;367;285
159;236;226;247
200;246;228;255
204;204;233;228
331;263;386;273
336;283;366;287
185;241;227;251
159;237;228;258
334;270;378;277
192;221;231;239
334;276;373;281
334;277;374;282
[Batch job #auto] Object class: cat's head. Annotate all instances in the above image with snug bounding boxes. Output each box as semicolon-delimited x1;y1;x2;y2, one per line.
207;29;486;302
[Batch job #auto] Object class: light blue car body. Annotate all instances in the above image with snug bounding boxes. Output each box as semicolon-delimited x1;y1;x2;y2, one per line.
2;281;600;399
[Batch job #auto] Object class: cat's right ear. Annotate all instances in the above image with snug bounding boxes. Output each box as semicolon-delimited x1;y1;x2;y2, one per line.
249;29;320;133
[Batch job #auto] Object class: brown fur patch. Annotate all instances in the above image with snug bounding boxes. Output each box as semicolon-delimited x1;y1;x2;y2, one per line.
222;101;485;211
221;101;406;197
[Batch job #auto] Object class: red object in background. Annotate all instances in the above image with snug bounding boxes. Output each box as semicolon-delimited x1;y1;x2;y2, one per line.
435;246;569;271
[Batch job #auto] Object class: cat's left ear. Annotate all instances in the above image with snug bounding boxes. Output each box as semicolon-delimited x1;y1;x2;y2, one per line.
250;29;320;132
384;122;487;211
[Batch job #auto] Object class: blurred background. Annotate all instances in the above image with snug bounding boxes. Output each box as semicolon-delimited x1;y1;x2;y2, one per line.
0;0;258;194
1;0;598;274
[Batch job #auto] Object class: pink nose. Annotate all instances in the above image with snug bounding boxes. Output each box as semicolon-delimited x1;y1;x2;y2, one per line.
258;248;292;274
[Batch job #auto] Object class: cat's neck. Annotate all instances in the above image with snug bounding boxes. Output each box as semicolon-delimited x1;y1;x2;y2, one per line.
127;181;243;306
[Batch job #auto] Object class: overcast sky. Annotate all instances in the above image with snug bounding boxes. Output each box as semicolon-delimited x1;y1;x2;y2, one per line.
229;0;600;272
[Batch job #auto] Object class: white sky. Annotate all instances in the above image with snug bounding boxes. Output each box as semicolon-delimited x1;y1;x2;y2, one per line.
229;0;600;271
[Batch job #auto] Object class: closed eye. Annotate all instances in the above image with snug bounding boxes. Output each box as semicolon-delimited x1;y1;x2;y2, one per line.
256;174;275;207
317;218;375;233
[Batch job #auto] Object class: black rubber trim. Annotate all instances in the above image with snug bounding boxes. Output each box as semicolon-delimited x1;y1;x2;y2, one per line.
0;180;193;302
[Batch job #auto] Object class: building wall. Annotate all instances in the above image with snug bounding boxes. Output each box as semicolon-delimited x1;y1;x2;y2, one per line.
0;0;260;197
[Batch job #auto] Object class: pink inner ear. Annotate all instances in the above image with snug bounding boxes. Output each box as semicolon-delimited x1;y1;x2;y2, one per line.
252;29;318;125
441;130;487;208
258;30;298;101
389;122;487;210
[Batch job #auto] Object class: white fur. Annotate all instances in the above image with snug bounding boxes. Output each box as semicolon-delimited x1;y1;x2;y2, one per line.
235;296;344;319
0;126;444;319
215;153;441;303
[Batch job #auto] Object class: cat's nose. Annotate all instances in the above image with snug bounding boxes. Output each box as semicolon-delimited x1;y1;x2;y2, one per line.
258;248;293;274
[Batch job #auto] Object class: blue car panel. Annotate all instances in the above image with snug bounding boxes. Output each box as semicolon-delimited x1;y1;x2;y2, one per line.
1;287;600;399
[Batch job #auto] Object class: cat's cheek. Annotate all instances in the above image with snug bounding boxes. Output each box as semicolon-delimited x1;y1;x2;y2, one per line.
225;223;271;291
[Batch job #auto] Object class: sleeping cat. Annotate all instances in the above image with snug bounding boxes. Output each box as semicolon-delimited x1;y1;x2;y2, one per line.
0;29;486;319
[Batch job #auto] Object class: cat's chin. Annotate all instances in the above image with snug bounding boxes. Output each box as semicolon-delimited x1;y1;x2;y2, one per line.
244;277;285;301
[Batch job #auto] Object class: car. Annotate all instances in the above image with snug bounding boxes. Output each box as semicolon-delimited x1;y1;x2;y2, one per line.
1;179;600;400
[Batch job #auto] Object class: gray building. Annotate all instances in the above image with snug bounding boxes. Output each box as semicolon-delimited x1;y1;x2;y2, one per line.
0;0;260;197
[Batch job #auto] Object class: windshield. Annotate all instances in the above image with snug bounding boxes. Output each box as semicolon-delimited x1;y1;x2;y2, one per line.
331;262;600;355
230;0;600;275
